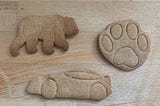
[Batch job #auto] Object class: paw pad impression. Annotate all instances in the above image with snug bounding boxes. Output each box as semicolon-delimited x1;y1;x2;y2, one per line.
99;20;150;71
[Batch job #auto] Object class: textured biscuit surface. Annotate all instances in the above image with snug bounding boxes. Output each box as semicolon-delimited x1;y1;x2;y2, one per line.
10;14;79;56
26;69;111;101
99;20;150;71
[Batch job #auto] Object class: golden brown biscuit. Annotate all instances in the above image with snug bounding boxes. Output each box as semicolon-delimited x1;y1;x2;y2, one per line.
99;20;150;71
26;69;111;101
10;15;79;56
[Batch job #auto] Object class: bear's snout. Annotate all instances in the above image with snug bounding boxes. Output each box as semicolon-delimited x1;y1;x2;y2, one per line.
74;29;79;35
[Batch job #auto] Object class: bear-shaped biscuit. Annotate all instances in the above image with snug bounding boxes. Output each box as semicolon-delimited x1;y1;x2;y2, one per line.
26;69;111;101
10;15;79;56
99;20;150;71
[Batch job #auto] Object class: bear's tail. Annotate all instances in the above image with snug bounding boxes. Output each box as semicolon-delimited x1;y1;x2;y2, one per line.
10;22;25;56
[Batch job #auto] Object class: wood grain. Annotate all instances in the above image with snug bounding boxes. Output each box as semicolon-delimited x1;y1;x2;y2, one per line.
0;0;160;106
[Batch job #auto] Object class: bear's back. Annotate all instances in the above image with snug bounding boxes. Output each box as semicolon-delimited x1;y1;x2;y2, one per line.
19;15;65;37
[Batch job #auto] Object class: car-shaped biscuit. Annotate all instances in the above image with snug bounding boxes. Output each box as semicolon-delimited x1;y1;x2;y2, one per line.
26;69;111;100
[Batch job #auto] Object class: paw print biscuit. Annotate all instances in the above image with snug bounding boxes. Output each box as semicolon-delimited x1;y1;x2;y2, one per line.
10;15;79;56
99;20;150;71
26;69;111;101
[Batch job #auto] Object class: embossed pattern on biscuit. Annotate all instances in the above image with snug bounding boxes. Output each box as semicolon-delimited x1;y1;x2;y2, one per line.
26;69;111;101
99;20;150;71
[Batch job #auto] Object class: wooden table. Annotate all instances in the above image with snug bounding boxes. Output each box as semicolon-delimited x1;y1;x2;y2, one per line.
0;0;160;106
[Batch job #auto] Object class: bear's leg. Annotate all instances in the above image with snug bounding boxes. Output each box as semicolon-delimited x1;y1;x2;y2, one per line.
54;34;69;51
42;39;54;55
26;37;38;54
10;36;25;56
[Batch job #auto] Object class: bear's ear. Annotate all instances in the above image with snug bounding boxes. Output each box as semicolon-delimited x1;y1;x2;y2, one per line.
64;17;71;24
69;17;74;20
68;18;75;24
64;16;69;19
64;17;74;21
64;17;69;22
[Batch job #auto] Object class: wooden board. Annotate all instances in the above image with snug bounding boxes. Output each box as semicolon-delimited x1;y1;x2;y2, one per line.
0;0;160;106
